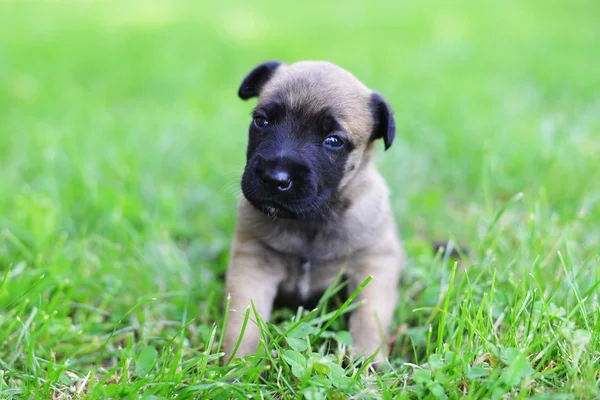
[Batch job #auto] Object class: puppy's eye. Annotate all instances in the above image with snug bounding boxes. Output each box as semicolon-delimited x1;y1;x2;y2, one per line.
323;135;344;149
253;117;269;129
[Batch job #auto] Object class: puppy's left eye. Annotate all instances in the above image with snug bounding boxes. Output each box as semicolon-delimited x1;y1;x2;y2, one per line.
323;135;344;149
253;117;269;128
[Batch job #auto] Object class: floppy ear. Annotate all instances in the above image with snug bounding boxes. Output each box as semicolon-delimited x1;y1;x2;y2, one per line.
370;92;396;150
238;61;283;100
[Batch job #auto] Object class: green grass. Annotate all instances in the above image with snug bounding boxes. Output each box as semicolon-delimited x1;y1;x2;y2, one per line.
1;1;599;398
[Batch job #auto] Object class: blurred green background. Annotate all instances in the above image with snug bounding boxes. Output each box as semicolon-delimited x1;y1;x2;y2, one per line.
2;1;598;236
0;0;599;397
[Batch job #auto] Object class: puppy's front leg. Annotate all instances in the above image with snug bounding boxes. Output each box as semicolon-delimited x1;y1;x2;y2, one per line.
348;250;402;366
222;238;286;362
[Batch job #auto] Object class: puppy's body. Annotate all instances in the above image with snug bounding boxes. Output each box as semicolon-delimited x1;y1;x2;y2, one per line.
223;61;404;365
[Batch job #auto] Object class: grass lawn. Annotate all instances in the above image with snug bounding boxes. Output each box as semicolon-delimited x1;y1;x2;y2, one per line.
1;1;599;398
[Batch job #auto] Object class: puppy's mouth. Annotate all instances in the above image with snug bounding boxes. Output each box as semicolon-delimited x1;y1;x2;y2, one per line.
250;192;333;220
256;200;300;219
261;202;291;218
244;194;327;219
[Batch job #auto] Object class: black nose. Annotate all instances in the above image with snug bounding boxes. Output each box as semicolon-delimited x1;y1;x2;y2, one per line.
260;168;292;192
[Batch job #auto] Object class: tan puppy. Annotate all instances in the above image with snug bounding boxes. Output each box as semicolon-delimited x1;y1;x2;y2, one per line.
223;60;404;366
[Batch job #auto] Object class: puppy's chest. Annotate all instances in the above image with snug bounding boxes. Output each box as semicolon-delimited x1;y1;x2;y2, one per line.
276;256;343;307
265;221;353;262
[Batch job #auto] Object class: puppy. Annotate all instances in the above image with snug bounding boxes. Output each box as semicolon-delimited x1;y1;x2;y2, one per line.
223;60;404;366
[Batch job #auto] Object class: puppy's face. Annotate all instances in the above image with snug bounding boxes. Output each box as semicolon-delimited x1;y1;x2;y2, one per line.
237;61;395;219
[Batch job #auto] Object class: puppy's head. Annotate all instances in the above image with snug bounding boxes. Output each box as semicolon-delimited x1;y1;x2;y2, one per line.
238;60;395;219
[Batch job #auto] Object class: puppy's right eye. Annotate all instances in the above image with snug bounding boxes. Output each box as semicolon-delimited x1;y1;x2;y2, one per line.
323;135;344;149
253;117;269;129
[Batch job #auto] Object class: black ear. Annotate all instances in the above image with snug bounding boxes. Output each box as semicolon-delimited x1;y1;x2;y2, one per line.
238;61;283;100
370;92;396;150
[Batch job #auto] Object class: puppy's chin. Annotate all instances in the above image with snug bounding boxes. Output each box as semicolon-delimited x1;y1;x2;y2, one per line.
244;197;317;220
258;202;297;219
242;192;330;220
